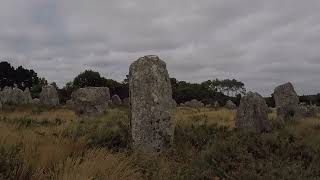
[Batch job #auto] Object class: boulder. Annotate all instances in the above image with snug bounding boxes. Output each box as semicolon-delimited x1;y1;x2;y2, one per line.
111;94;122;105
66;100;74;107
129;55;174;153
185;99;204;108
39;85;59;107
225;100;236;109
122;98;129;106
32;98;40;105
235;92;271;132
0;87;31;105
71;87;110;115
274;82;299;123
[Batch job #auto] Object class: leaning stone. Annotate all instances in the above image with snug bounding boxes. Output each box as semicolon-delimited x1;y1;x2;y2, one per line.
235;92;271;133
129;55;174;153
71;87;110;115
39;85;59;107
274;82;299;124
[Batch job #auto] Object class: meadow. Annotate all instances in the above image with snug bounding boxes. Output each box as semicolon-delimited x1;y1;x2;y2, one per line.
0;105;320;180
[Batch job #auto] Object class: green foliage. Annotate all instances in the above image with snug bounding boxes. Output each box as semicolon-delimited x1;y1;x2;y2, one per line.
63;109;130;151
0;144;21;180
0;116;63;128
0;61;43;90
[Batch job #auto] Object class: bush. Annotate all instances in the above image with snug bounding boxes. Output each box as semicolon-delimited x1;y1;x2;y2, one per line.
183;130;320;180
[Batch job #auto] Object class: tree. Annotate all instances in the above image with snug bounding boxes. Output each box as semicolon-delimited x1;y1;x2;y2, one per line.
73;70;106;88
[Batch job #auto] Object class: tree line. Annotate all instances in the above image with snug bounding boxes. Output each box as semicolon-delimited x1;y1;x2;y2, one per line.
0;61;319;106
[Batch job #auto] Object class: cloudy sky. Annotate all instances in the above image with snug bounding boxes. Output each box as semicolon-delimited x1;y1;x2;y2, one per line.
0;0;320;96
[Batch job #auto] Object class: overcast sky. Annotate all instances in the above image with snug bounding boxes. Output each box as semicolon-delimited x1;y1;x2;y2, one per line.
0;0;320;96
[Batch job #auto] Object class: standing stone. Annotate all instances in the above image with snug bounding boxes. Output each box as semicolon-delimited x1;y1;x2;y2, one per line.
71;87;110;115
0;87;31;105
11;88;26;105
129;55;174;153
23;88;32;104
0;87;13;104
274;82;299;123
225;100;236;109
39;85;59;107
235;92;271;132
111;94;122;105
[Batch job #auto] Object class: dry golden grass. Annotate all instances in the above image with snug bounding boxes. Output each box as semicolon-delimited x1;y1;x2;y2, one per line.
175;107;236;128
0;106;320;179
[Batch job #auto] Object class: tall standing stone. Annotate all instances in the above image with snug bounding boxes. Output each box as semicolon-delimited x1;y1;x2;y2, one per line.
274;82;299;124
129;55;174;153
39;85;59;107
235;92;271;132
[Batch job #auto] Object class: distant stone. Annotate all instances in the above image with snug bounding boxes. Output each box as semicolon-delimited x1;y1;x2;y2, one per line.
185;99;204;108
179;103;185;107
298;104;317;118
214;101;220;109
0;87;31;105
172;100;177;108
66;100;74;107
129;55;174;153
205;104;211;108
235;92;271;132
0;101;2;111
111;94;122;105
71;87;110;115
225;100;236;109
32;98;40;105
23;88;32;104
122;98;129;106
40;85;59;107
274;82;299;123
0;87;12;104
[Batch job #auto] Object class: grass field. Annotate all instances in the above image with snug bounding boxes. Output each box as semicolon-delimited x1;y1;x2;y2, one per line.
0;106;320;180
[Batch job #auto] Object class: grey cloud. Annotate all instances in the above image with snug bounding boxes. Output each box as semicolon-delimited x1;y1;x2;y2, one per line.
1;0;320;96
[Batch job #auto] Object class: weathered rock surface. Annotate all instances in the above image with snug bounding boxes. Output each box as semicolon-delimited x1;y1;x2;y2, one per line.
111;94;122;105
235;92;271;132
274;82;299;123
184;99;204;108
225;100;236;109
71;87;110;115
23;88;32;104
40;85;59;107
66;100;74;107
129;55;174;153
32;98;40;105
0;87;32;105
122;98;129;106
